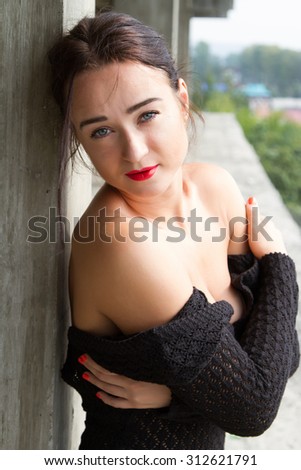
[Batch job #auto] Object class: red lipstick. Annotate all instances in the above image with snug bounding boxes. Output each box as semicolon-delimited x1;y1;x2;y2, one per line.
125;164;159;181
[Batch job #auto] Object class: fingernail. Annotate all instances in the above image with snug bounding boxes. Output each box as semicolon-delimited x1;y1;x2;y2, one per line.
82;372;90;381
78;354;88;364
247;196;254;205
96;392;102;400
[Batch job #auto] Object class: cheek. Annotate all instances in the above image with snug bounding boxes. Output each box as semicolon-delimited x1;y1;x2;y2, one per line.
166;116;188;153
151;117;188;161
78;144;113;179
80;140;115;165
157;111;187;141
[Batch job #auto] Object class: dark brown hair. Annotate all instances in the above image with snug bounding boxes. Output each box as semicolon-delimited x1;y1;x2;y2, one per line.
48;10;181;190
49;11;179;114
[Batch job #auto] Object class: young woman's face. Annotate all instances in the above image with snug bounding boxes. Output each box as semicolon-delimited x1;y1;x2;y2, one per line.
70;61;189;200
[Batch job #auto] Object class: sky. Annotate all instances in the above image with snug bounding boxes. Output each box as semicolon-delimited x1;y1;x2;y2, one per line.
189;0;301;56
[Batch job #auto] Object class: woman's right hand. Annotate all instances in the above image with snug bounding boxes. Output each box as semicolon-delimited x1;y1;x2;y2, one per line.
246;196;287;259
79;354;172;409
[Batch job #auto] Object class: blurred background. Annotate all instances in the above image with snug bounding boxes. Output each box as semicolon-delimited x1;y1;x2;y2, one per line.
189;0;301;225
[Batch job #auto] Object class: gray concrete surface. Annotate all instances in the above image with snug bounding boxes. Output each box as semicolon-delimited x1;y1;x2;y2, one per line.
0;0;94;450
188;113;301;450
0;0;67;450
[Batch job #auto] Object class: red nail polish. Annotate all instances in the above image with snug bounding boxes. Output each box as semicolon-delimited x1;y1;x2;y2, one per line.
247;196;254;205
78;354;88;364
82;372;90;381
96;392;102;400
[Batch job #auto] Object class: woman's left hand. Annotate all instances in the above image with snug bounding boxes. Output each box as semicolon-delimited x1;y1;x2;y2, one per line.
79;354;172;409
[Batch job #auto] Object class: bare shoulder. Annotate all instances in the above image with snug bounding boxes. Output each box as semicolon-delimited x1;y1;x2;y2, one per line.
184;162;244;210
184;162;238;192
70;189;193;335
184;162;249;254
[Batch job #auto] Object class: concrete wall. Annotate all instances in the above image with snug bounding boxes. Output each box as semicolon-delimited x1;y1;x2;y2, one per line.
0;0;93;450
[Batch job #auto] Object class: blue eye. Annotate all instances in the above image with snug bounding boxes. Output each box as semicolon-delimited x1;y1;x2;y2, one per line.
91;127;111;139
140;111;158;123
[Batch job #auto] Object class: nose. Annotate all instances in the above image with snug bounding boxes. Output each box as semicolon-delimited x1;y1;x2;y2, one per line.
121;130;148;162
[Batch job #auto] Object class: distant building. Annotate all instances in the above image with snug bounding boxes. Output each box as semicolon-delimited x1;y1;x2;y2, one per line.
271;98;301;124
240;83;271;99
239;83;272;117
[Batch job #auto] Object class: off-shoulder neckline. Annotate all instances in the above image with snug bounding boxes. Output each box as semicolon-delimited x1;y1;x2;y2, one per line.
68;286;234;343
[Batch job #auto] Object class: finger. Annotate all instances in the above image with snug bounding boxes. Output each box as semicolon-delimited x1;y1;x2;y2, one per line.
96;391;133;409
246;196;286;258
82;373;129;398
246;196;257;206
96;388;171;409
246;195;258;219
246;197;274;238
78;354;116;376
246;196;260;239
78;355;137;391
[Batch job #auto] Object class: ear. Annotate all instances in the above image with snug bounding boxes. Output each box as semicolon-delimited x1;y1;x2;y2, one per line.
177;78;189;120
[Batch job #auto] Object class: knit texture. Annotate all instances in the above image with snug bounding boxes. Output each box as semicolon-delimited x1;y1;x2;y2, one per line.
62;253;299;449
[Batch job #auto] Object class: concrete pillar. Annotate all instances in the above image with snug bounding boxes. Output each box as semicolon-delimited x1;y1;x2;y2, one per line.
177;0;192;73
113;0;173;50
0;0;94;450
109;0;190;79
108;1;234;82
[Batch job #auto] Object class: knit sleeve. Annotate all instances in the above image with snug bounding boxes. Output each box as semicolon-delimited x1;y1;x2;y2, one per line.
62;253;299;437
165;253;300;436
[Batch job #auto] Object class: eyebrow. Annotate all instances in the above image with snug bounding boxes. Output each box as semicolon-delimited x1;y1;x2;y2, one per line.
79;97;162;129
126;97;162;114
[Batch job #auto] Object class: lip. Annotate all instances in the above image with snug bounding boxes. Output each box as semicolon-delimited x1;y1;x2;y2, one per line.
125;164;159;181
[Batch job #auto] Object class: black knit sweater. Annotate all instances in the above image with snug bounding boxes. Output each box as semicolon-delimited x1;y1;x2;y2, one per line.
62;253;299;449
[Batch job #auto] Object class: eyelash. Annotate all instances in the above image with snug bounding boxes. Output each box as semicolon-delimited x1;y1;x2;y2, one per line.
139;110;159;123
90;127;111;139
90;110;159;139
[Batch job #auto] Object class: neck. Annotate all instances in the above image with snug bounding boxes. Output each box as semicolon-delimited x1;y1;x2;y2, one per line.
118;168;190;221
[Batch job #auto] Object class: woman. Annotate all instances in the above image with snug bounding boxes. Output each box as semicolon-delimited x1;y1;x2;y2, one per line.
48;11;299;449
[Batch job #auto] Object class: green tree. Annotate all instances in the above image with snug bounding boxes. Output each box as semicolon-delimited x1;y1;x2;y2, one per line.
190;42;223;107
237;110;301;224
239;45;301;96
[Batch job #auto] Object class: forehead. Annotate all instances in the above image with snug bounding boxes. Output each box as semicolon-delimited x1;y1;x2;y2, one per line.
71;61;174;113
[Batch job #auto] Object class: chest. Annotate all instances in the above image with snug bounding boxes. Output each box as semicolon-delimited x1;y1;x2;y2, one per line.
152;215;231;301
